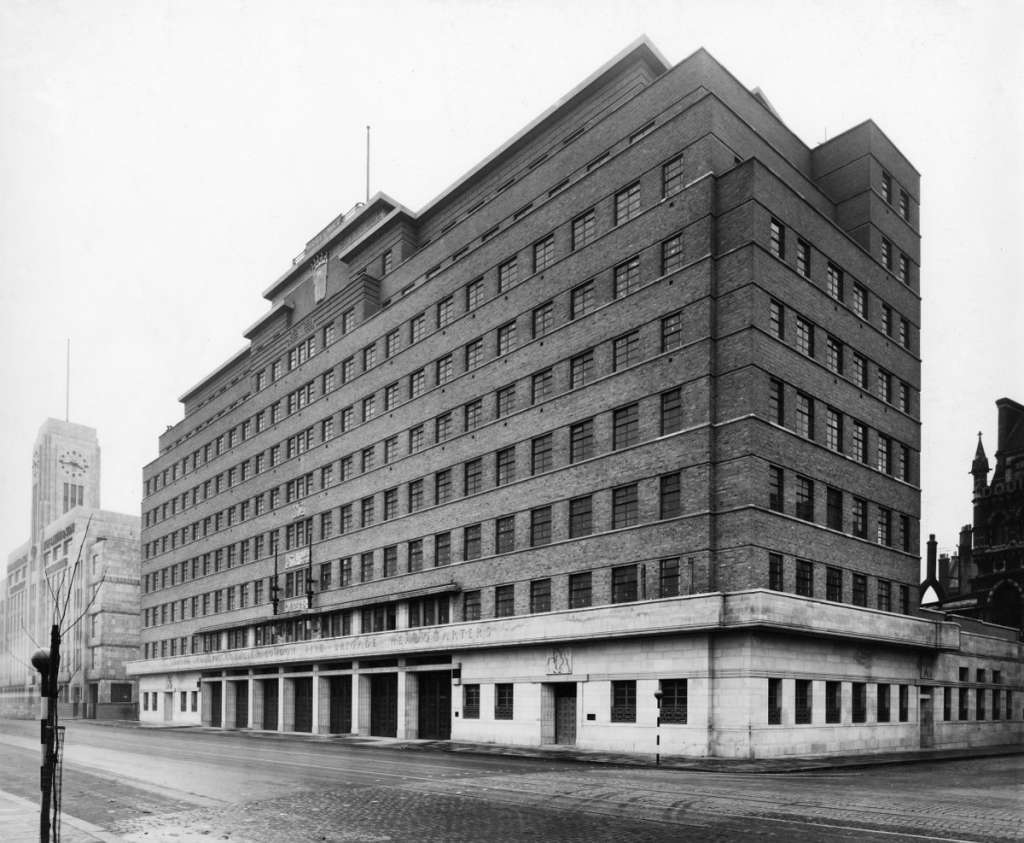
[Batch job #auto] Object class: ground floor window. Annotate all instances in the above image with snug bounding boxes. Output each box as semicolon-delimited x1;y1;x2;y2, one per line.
494;684;514;720
877;684;891;722
767;678;782;724
659;679;687;724
795;680;812;724
180;691;187;712
463;684;480;719
611;680;636;723
191;691;198;712
825;681;841;723
142;694;149;711
958;688;969;720
898;685;909;722
976;688;985;720
851;683;866;723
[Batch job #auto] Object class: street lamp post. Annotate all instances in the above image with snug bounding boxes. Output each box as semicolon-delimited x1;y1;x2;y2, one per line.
653;689;663;767
31;624;61;843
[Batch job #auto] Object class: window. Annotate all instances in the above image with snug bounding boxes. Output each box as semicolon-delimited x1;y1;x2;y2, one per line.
570;280;595;319
795;476;814;521
570;419;594;462
465;278;483;310
435;469;453;505
613;256;641;298
362;395;376;422
826;567;843;602
768;678;783;725
795;679;812;724
571;209;595;250
882;237;893;270
825;408;843;453
660;387;683;435
769;218;785;259
530;506;552;546
362;344;377;370
958;687;969;720
852;573;867;607
611;680;636;722
769;378;785;425
569;572;592;608
360;552;374;583
611;564;638;603
659;557;680;597
898;253;909;285
877;434;891;474
795;316;814;357
796;239;810;277
769;466;784;512
796;559;813;597
531;369;553;404
661;233;684;274
769;299;784;339
660;311;683;352
882;304;894;338
881;171;892;203
464;458;483;496
494;684;514;719
530;579;551;613
361;446;375;473
435;412;453;442
795;393;814;440
495;447;516;486
826;336;843;374
496;321;517;355
662;155;684;197
437;295;454;329
461;591;482;623
463;524;482;561
614;183;640;224
497;257;518;293
410;312;426;344
877;683;891;722
613;403;640;450
825;681;841;723
900;382;912;414
850;352;867;389
877;578;892;611
850;682;867;723
899;685;909;722
853;283;868;319
360;496;375;528
381;249;393;275
570;350;594;389
660;473;681;519
385;329;400;358
612;484;639;529
826;262;843;301
495;585;515;617
826;487;843;531
533;235;555;273
464;399;483;431
383;382;399;412
408;425;425;453
532;301;554;338
877;507;892;546
383;488;398;521
851;421;868;463
495;515;516;554
434;531;452;566
899;189;910;221
495;384;516;418
769;553;784;591
436;354;453;385
531;434;553;475
612;330;641;370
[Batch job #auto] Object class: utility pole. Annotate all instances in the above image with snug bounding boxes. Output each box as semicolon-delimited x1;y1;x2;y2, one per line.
32;624;61;842
653;690;662;767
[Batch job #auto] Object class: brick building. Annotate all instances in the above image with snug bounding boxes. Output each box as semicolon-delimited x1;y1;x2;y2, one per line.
127;39;1021;756
925;398;1024;634
1;419;141;719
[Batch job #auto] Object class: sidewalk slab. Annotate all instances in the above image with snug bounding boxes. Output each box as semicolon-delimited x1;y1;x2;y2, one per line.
0;788;120;843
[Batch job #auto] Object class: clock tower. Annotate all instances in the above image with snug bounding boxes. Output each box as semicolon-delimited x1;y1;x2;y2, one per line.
30;419;101;541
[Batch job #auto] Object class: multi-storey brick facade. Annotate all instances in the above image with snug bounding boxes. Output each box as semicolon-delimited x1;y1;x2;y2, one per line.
127;39;1022;756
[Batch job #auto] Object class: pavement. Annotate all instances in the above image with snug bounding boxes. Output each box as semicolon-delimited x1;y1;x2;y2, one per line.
0;788;120;843
84;716;1024;772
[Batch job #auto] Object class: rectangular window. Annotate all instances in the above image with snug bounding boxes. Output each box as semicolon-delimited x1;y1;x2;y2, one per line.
613;403;640;450
877;507;892;546
495;585;515;618
495;383;516;418
437;295;454;329
495;515;516;554
877;579;892;611
435;412;453;443
659;557;680;598
360;496;375;527
611;564;638;603
464;399;483;431
360;552;374;583
660;387;683;435
383;488;398;521
532;301;554;338
435;469;453;505
612;330;641;370
661;233;684;274
531;434;553;475
898;253;909;284
409;312;426;344
613;255;641;298
435;354;453;385
463;591;481;622
899;189;910;221
611;680;637;722
571;209;595;250
826;566;843;602
882;237;893;270
851;682;867;723
825;681;841;723
769;378;785;425
770;299;784;339
943;687;952;722
852;421;868;463
466;278;483;310
497;257;518;293
463;524;482;561
614;183;641;225
853;283;868;319
770;218;785;259
612;483;639;529
434;532;452;567
899;685;909;722
661;311;683;352
570;349;594;389
531;369;553;404
464;458;483;496
407;478;424;512
852;573;867;607
495;446;516;486
795;679;812;724
826;487;843;530
568;496;593;538
769;553;784;591
796;393;814;440
877;434;891;474
660;473;681;519
796;559;813;597
662;155;684;197
570;419;595;463
876;683;891;722
826;262;844;302
571;280;595;319
959;687;969;720
882;171;893;203
796;239;810;277
530;579;551;613
533;235;555;273
462;339;483;372
826;336;843;374
795;315;814;357
768;678;783;725
530;506;552;546
826;407;843;453
568;572;592;608
494;684;514;720
496;321;517;356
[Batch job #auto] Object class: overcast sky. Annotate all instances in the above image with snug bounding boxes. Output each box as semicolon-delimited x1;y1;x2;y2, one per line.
1;0;1021;571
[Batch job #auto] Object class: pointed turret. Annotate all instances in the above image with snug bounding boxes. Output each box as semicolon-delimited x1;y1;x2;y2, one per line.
971;432;989;493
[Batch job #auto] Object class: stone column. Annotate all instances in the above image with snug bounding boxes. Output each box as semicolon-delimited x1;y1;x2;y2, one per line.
356;672;371;736
310;666;320;735
399;669;415;739
277;672;285;732
247;671;256;728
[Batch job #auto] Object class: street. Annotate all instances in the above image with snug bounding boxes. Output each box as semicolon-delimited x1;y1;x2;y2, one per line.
0;719;1020;842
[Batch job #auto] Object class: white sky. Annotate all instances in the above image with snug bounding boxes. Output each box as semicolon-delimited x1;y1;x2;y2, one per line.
1;0;1021;572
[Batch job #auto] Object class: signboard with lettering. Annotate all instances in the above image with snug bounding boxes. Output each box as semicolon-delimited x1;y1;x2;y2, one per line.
284;549;310;570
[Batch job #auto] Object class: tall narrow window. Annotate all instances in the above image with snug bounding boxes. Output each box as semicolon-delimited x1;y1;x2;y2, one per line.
613;256;640;298
568;496;592;538
614;183;640;224
796;239;810;277
826;263;843;301
661;387;683;434
661;233;684;274
533;235;555;273
795;476;814;521
769;465;784;512
826;487;843;530
571;209;595;250
795;679;812;724
770;218;785;259
613;404;640;449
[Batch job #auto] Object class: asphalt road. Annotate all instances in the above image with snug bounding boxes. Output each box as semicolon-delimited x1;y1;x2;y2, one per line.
0;719;1020;842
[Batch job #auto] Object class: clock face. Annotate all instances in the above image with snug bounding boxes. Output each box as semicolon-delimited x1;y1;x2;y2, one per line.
59;449;90;479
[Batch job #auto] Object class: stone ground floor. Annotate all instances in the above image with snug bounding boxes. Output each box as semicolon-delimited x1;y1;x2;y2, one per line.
0;677;137;721
131;592;1024;758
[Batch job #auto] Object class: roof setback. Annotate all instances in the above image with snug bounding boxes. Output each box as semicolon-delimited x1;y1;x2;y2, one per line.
177;345;250;405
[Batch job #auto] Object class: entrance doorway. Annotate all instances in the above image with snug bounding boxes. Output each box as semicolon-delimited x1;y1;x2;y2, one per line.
370;674;398;737
919;687;934;748
554;684;577;745
234;682;248;728
88;683;98;720
328;676;352;734
293;678;313;733
209;683;222;727
417;672;451;740
262;679;279;730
